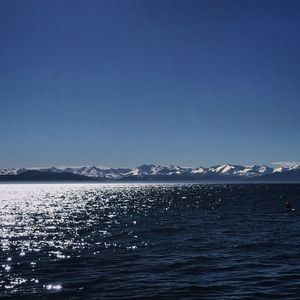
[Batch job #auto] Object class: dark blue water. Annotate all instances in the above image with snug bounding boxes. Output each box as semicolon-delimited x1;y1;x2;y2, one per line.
1;183;300;299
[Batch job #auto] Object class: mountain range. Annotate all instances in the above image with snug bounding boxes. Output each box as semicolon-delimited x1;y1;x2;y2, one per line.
1;163;300;182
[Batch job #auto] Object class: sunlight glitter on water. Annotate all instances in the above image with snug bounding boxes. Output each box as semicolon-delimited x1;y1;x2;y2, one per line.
0;183;180;295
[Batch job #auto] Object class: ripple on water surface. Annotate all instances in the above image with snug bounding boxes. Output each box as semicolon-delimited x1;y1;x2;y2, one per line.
1;183;300;299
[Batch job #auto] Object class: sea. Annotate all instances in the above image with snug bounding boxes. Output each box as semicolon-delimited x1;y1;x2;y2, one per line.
1;183;300;299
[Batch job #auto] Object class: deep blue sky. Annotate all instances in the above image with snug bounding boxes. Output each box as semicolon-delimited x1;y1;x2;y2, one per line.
1;0;300;168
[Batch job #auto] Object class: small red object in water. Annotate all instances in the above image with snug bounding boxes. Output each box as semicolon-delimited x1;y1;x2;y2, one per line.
285;201;292;209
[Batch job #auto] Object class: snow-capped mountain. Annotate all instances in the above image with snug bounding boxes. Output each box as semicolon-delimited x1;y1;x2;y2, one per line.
0;168;28;176
1;163;299;180
207;164;273;177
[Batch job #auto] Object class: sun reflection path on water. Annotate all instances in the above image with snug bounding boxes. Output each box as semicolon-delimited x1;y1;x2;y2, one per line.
0;183;190;295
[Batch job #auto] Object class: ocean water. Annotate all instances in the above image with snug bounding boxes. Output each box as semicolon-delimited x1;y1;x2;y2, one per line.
1;183;300;299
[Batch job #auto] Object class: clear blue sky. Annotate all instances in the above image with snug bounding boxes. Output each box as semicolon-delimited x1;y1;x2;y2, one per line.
0;0;299;168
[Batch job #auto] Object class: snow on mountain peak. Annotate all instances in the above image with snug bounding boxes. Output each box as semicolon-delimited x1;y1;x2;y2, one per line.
0;163;298;179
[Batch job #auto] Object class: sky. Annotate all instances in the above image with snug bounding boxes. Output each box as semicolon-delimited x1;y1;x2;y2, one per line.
0;0;300;168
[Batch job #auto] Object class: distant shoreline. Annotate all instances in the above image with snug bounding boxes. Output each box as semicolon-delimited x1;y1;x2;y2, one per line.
1;168;300;184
